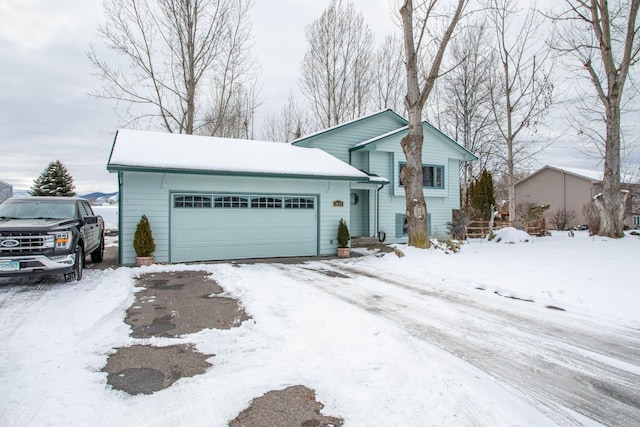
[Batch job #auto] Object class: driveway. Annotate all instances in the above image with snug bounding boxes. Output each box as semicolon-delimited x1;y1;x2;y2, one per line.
278;260;640;426
0;238;639;426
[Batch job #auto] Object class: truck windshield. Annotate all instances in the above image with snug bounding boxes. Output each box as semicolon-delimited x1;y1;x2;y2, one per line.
0;200;76;220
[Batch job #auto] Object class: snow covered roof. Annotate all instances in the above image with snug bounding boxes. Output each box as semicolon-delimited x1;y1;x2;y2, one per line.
107;129;370;181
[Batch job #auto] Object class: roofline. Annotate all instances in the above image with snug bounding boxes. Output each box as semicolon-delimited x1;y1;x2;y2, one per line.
106;130;119;170
291;109;408;145
106;164;370;182
349;121;477;161
516;165;602;187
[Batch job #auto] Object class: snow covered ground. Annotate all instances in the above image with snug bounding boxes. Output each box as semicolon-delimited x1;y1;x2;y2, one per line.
0;229;638;426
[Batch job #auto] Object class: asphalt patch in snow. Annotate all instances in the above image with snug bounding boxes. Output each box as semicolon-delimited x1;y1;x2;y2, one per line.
103;344;212;395
230;385;343;427
103;271;247;395
126;270;250;337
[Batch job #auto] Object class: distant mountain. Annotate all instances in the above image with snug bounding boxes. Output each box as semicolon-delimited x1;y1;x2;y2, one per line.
6;190;118;204
79;192;119;205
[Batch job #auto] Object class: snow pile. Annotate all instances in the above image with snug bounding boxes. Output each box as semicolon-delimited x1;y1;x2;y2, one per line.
490;227;531;243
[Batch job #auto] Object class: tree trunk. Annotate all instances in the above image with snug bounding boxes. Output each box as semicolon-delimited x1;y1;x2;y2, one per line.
400;113;429;248
400;0;429;249
597;101;624;237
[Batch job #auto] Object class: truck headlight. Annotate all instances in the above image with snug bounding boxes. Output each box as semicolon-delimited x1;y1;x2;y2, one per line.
50;231;73;249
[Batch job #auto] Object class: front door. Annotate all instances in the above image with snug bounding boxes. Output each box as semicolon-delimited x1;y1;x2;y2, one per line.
349;190;369;237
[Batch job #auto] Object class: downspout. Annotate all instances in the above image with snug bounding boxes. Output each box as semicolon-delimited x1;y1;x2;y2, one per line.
377;182;387;242
117;171;123;264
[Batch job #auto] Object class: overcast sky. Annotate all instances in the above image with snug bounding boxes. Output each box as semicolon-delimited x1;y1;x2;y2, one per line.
1;0;637;194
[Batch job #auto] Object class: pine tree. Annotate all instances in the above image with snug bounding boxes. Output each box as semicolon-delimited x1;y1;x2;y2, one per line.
470;169;496;221
29;160;76;196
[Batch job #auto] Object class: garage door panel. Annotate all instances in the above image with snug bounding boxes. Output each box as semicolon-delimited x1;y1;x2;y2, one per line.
171;194;317;262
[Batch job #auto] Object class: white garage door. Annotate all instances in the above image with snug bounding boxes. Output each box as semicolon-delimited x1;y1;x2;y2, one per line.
171;193;318;262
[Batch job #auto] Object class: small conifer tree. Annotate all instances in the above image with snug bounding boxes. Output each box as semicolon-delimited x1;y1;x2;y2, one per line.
469;169;496;221
30;160;76;196
337;218;350;248
133;215;156;257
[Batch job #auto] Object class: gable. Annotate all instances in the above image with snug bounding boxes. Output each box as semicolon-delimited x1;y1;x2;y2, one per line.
291;109;408;163
351;121;477;162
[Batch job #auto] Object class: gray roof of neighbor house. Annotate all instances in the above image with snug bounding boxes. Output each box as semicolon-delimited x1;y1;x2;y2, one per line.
517;165;639;186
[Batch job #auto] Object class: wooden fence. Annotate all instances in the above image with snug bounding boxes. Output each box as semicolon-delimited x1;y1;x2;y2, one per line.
465;219;546;238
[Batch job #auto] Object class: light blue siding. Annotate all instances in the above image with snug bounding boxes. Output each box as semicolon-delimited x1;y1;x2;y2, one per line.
364;129;466;242
119;171;351;264
294;111;406;163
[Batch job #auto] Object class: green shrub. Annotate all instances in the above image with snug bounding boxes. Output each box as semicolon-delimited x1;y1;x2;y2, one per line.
133;215;155;257
337;218;350;248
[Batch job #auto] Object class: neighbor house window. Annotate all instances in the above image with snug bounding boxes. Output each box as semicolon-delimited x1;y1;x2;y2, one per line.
634;215;640;226
399;163;444;189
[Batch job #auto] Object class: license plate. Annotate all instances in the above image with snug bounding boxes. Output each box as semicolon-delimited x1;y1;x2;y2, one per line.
0;261;20;272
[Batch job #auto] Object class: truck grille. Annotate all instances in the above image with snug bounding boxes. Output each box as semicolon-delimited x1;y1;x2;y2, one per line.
0;232;53;255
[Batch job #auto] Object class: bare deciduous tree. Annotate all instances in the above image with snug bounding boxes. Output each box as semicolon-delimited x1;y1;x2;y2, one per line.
261;94;310;143
372;34;406;114
486;0;554;222
549;0;640;237
88;0;258;135
400;0;468;248
300;0;374;128
436;20;500;195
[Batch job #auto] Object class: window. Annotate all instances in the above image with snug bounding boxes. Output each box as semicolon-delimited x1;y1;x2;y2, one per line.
174;195;212;208
214;196;248;208
284;197;314;209
251;197;283;209
396;213;431;238
399;163;444;189
634;215;640;226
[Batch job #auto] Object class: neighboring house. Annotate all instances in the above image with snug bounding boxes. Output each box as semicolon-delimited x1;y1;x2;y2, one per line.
107;110;476;264
107;130;373;264
292;109;477;243
0;180;13;203
514;165;639;229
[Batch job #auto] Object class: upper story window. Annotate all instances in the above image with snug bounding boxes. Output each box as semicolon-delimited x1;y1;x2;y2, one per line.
399;163;444;189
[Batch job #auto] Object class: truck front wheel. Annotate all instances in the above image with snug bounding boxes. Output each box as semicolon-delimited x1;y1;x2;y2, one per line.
65;245;83;282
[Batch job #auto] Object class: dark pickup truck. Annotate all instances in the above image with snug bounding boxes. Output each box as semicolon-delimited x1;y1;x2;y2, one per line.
0;197;105;282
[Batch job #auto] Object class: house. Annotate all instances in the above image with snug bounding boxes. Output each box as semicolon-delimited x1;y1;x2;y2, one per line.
292;109;477;243
107;129;374;264
0;180;12;203
107;110;476;264
514;165;639;229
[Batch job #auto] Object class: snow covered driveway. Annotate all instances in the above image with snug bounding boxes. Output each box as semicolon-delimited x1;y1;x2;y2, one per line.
0;230;639;426
280;260;640;425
